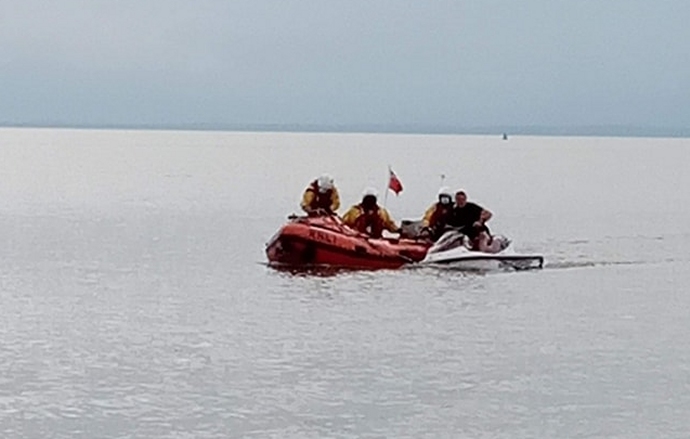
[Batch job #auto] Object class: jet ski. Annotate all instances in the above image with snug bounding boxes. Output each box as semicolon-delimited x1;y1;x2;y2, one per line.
420;230;544;271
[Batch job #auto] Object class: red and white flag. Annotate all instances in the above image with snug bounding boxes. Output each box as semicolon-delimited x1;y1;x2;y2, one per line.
388;167;403;195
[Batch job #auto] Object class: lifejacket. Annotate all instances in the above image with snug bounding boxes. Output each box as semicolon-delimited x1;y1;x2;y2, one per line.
306;181;334;211
353;205;384;238
429;203;454;230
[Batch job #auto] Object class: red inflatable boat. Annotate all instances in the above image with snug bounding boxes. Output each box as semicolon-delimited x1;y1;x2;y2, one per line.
266;215;430;269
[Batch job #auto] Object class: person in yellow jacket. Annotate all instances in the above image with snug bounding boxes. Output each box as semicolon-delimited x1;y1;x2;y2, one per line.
342;188;400;238
300;174;340;215
421;187;455;240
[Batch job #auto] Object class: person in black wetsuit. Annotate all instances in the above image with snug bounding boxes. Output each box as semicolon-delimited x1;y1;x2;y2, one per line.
451;190;493;246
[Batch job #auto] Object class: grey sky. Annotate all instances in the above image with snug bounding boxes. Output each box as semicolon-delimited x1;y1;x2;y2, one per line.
1;0;688;131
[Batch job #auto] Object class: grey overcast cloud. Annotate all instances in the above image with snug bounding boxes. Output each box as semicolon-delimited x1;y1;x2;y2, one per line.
1;0;688;134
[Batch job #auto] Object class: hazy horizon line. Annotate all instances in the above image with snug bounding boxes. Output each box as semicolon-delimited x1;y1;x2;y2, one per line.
1;121;688;139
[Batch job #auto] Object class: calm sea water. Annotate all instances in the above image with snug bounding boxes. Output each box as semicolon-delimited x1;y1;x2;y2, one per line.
1;127;689;438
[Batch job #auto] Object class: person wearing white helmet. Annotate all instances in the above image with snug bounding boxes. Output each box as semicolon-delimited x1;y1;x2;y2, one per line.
300;174;340;215
421;187;455;240
342;187;399;238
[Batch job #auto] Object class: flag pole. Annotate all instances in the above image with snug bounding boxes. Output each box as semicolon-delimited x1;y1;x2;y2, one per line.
384;165;390;208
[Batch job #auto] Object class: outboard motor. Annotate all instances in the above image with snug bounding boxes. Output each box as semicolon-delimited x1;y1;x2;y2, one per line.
400;219;425;239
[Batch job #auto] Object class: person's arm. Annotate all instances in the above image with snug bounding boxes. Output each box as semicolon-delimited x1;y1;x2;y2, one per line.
330;188;341;213
480;208;492;223
421;204;436;227
473;205;492;227
300;189;314;213
381;209;399;233
341;206;359;227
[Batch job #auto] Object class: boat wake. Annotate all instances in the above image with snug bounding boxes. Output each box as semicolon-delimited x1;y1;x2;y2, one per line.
543;259;651;270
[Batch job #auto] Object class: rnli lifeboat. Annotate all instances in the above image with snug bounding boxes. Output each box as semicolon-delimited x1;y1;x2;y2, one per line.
266;215;430;270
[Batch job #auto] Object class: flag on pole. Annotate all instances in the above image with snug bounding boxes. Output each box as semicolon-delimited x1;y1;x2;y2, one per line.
388;167;403;195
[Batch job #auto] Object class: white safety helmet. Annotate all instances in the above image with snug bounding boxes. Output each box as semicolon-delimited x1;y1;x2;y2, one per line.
438;186;453;205
316;174;334;193
362;187;379;199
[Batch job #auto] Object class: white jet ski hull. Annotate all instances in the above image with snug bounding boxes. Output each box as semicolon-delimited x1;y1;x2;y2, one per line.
420;230;543;271
422;252;544;271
